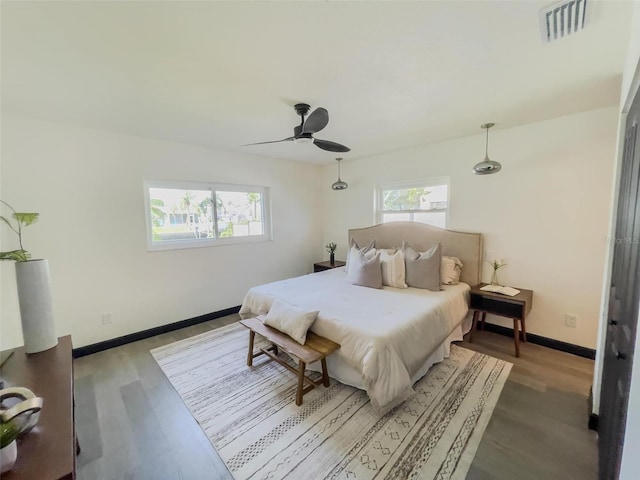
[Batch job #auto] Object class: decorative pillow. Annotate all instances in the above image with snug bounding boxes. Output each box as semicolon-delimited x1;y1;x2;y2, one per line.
379;249;408;288
345;239;375;273
346;250;382;289
441;256;463;285
403;242;442;291
263;299;319;345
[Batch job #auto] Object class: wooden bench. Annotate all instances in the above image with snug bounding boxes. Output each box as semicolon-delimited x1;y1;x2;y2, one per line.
239;316;340;406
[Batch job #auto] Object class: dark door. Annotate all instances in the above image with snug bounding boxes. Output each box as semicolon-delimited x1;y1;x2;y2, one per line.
599;87;640;479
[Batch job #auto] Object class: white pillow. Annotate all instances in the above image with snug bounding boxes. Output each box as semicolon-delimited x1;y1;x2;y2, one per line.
263;299;319;345
379;249;408;288
345;239;375;273
346;250;382;289
441;256;463;285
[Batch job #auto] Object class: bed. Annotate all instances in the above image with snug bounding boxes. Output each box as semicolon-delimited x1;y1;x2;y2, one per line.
239;222;483;412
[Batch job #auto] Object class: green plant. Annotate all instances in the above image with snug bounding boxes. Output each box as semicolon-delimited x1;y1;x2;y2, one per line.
1;200;39;262
0;420;19;448
487;259;507;271
487;259;506;285
325;242;337;254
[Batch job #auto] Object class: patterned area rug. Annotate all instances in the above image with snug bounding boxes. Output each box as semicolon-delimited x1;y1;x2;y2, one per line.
151;322;511;480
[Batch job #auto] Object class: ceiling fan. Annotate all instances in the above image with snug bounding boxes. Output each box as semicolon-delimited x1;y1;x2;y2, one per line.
244;103;350;153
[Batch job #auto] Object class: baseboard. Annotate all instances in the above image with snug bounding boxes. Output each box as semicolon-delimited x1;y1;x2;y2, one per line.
480;322;596;360
588;386;599;431
589;413;599;431
72;306;241;358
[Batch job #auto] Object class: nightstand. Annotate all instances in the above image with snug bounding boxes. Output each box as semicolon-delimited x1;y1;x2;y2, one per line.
313;260;346;272
469;283;533;357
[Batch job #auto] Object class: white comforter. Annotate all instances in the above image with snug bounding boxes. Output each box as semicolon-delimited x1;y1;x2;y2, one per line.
239;268;470;412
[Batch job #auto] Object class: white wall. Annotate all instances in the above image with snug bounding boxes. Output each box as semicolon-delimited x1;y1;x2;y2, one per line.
0;115;322;349
320;107;618;349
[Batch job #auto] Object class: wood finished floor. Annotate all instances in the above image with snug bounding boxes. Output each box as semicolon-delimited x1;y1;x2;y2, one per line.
73;315;597;480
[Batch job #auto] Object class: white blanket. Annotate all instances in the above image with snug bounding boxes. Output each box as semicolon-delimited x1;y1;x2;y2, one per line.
239;268;470;412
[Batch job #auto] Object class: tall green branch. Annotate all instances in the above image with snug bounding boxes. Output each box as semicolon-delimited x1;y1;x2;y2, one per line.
0;200;39;262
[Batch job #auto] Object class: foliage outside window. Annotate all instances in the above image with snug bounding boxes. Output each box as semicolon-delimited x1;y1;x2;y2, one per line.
144;181;271;251
376;178;449;228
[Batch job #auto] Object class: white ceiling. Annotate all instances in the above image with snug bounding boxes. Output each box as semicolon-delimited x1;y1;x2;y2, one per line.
1;1;633;164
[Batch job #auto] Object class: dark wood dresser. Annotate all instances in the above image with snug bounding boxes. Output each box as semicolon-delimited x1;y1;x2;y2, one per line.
1;336;76;480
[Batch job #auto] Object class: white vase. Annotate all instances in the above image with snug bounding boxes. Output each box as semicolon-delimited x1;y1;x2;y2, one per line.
0;440;17;474
15;259;58;353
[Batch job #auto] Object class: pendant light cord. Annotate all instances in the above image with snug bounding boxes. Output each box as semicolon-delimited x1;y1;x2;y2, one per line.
482;123;494;160
485;127;489;157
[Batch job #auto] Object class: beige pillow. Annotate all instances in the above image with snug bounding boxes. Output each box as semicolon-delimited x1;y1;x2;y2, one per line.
441;256;463;285
264;299;319;345
379;249;407;288
403;242;442;291
345;239;375;273
346;250;382;289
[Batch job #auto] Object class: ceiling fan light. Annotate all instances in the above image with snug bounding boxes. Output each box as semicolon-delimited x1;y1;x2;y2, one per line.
473;123;502;175
294;136;313;144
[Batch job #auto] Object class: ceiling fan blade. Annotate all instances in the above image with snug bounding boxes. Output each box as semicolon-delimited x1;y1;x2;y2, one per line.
302;108;329;134
242;137;294;146
313;138;351;153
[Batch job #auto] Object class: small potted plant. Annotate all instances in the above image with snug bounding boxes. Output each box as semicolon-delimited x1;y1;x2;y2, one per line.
1;201;57;353
325;242;337;266
0;420;20;474
487;259;506;286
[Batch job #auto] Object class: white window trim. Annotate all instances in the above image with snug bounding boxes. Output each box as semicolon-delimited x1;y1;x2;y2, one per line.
144;179;272;252
374;177;450;227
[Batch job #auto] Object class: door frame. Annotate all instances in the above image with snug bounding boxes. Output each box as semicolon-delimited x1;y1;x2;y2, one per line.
592;55;640;480
593;60;640;419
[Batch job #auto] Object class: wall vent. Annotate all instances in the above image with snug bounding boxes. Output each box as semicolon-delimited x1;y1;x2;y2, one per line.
539;0;588;43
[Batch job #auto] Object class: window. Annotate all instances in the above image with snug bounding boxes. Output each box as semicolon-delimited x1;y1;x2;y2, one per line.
144;180;271;251
375;178;449;228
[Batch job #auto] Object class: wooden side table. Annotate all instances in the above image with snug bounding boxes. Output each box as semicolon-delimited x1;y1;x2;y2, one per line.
313;260;346;272
469;284;533;357
0;336;76;479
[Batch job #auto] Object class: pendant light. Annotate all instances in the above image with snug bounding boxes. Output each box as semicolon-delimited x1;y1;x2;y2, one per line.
473;123;502;175
331;157;348;190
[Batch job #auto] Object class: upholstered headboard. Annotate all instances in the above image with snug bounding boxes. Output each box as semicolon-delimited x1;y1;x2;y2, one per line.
348;222;483;286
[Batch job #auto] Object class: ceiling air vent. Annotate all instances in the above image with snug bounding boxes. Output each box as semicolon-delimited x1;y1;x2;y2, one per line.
539;0;588;43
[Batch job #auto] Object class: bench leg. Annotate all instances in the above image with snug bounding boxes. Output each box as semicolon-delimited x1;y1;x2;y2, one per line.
321;358;330;387
521;318;527;342
513;318;520;358
247;330;255;367
296;361;306;406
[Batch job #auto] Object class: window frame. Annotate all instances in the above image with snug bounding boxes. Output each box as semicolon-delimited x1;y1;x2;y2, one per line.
374;177;450;227
144;179;272;252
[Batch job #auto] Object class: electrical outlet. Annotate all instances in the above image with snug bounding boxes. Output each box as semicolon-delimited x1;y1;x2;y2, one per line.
565;314;577;328
101;312;113;325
